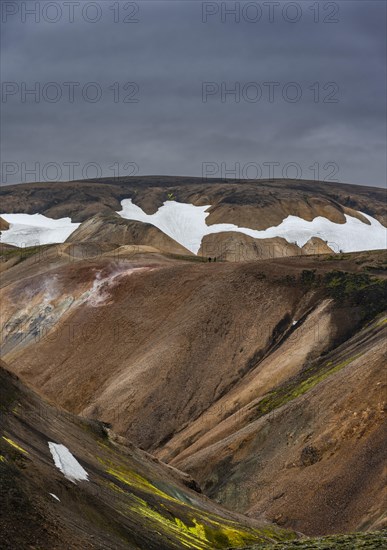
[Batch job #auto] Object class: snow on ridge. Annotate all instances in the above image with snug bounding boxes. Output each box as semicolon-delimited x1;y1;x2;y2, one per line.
117;199;387;255
0;213;80;248
48;442;89;484
1;202;385;254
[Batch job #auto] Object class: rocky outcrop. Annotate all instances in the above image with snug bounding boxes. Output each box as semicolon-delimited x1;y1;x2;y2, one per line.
0;216;10;231
66;211;193;255
301;237;334;255
199;234;334;261
199;233;301;261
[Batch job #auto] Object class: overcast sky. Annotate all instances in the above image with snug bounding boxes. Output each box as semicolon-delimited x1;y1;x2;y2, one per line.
1;0;386;186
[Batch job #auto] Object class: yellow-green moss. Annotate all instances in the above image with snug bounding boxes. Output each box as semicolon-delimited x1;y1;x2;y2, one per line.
253;354;362;419
99;449;295;547
128;495;207;549
125;494;289;549
2;437;29;455
106;480;126;494
104;461;180;504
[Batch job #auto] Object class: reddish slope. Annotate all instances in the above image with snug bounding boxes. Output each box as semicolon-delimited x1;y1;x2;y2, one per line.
1;247;386;536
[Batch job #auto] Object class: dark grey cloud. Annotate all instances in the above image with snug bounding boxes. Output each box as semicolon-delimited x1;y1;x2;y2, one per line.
1;0;386;186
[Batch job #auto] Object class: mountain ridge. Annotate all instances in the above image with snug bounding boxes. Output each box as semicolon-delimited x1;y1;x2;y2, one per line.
1;242;386;537
0;178;386;547
1;177;385;226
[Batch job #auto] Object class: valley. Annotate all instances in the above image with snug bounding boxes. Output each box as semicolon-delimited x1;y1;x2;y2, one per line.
0;177;386;548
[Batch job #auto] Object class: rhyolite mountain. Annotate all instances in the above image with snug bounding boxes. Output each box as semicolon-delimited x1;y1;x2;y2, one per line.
0;360;297;549
0;177;386;548
0;177;386;259
1;177;386;225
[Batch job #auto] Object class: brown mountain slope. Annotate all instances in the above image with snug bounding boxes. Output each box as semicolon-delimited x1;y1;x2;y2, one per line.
0;361;295;549
0;177;385;226
66;211;193;255
1;245;386;536
168;315;387;535
199;233;334;261
3;256;318;434
0;216;10;231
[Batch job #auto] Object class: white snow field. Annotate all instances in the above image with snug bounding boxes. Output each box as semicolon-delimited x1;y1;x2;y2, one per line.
1;202;385;254
48;442;89;484
0;213;80;248
117;199;387;255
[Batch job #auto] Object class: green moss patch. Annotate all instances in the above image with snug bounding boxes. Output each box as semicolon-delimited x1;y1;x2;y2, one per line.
250;354;361;422
100;457;295;548
2;436;29;455
124;493;295;549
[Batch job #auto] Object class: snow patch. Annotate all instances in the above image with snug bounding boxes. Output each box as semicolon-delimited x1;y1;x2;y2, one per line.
117;199;386;255
1;202;385;254
48;442;89;484
49;493;60;502
0;213;80;247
